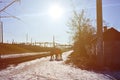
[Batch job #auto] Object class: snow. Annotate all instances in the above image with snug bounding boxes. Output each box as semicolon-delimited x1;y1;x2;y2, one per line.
0;51;117;80
1;52;49;59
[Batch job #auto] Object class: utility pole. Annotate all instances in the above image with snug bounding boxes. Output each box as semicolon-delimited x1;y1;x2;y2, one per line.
0;21;3;43
96;0;103;66
53;36;55;48
26;33;28;44
0;0;21;43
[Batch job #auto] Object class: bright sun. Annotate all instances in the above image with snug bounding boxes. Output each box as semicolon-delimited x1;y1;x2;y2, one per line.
49;4;64;19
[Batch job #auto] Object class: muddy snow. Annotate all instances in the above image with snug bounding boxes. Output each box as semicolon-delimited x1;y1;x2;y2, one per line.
0;51;118;80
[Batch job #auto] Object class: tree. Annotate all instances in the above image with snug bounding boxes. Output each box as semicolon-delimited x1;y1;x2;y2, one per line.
66;10;96;69
68;10;95;55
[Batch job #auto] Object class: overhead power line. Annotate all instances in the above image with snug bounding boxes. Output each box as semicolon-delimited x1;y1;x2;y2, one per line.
0;0;21;13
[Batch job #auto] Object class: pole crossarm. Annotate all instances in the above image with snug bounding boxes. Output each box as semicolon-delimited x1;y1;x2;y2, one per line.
0;16;21;20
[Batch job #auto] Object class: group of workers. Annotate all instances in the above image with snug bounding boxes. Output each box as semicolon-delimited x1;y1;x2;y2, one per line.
50;48;63;61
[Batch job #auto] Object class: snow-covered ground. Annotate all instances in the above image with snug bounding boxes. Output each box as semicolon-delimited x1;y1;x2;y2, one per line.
0;51;119;80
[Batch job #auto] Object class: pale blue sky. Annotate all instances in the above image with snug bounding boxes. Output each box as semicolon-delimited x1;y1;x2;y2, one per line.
0;0;120;44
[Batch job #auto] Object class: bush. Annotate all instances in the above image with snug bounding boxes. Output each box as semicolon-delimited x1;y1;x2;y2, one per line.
65;51;98;70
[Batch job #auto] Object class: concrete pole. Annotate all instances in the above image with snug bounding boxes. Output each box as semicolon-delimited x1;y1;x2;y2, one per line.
53;36;55;48
96;0;103;66
0;22;3;59
0;21;3;43
26;33;28;44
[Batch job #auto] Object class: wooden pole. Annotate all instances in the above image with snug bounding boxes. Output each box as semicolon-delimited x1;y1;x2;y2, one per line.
96;0;103;66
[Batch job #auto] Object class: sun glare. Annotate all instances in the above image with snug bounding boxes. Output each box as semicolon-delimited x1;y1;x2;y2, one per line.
49;4;64;19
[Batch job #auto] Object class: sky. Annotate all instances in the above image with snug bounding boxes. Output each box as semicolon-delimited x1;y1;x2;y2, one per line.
0;0;120;44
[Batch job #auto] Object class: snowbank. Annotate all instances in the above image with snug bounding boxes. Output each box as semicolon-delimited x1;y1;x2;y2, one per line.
1;52;49;59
